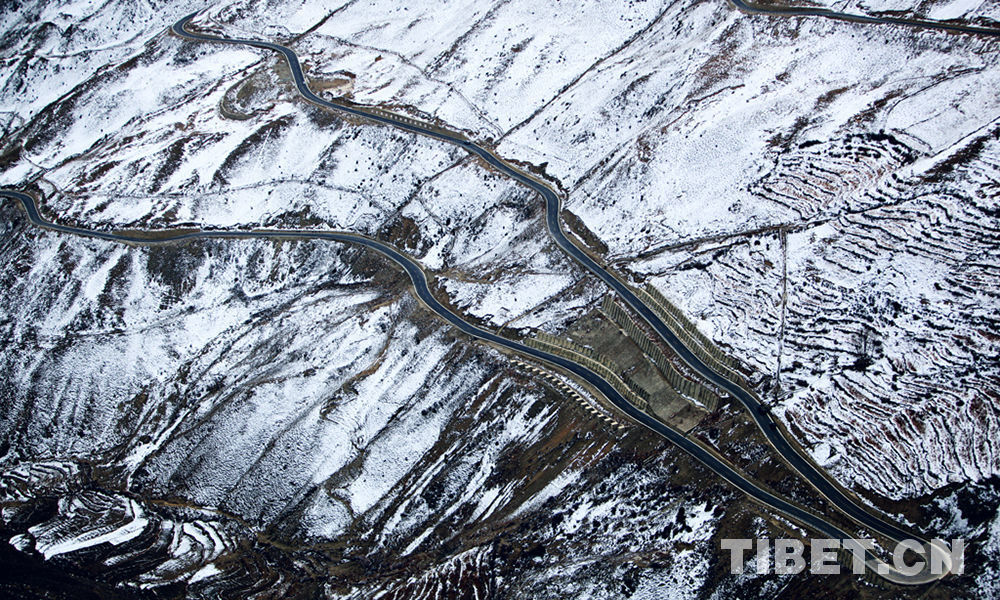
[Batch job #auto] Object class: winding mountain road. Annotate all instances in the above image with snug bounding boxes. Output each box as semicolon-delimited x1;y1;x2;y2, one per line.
4;3;988;584
730;0;1000;37
0;185;932;585
170;11;951;580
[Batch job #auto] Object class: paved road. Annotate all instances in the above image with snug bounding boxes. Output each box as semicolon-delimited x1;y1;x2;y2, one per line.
172;11;976;581
172;9;933;558
10;7;978;582
0;187;934;584
730;0;1000;37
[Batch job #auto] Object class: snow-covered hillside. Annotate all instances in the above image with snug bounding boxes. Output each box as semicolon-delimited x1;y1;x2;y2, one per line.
2;0;999;597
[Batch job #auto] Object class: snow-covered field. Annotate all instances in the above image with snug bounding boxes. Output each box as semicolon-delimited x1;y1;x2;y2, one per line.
2;0;999;597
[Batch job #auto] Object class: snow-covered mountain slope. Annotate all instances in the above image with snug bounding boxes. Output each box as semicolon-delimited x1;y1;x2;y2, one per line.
2;0;999;597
